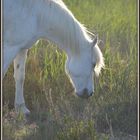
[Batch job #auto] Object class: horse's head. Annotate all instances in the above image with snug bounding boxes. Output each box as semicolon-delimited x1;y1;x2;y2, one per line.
65;36;104;98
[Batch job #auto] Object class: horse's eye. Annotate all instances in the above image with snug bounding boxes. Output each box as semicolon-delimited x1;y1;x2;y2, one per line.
93;63;96;69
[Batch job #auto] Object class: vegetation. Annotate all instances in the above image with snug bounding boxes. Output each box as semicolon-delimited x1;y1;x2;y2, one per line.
3;0;137;140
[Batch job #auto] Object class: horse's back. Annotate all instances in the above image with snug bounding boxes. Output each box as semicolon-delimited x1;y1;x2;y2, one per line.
4;0;39;48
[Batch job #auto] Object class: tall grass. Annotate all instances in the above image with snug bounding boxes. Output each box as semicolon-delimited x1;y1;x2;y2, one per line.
3;0;137;140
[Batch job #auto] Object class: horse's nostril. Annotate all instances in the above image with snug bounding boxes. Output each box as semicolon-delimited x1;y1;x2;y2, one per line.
83;88;88;94
76;89;93;98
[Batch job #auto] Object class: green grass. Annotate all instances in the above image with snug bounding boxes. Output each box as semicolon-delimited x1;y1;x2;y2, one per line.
3;0;137;140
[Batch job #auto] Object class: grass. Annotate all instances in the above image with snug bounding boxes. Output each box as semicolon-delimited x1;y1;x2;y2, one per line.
3;0;138;140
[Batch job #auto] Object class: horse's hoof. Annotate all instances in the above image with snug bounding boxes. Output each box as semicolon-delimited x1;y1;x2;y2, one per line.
24;108;30;115
24;111;32;123
25;111;30;117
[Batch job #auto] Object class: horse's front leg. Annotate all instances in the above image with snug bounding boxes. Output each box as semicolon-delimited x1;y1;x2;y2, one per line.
14;49;30;115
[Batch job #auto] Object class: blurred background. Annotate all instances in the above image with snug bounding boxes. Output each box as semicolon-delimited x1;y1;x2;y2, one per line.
3;0;138;140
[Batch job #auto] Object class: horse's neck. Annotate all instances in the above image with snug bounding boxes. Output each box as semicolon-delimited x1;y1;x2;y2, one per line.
38;0;90;56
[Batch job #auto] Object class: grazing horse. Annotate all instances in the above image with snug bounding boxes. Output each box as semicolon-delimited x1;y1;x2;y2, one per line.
3;0;104;115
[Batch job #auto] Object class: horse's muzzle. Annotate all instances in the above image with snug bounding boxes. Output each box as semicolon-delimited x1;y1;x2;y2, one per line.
76;88;93;99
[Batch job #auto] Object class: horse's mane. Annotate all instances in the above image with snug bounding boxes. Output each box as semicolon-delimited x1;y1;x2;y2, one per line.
58;0;95;35
52;0;94;42
44;0;104;73
47;0;104;74
31;0;93;51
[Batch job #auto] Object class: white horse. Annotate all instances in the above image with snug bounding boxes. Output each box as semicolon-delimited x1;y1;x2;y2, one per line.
3;0;104;115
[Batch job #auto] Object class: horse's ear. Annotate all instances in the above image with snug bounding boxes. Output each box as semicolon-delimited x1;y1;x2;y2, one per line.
92;35;98;47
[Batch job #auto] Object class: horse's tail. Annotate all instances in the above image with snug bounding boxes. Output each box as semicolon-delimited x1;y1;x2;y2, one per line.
93;45;105;76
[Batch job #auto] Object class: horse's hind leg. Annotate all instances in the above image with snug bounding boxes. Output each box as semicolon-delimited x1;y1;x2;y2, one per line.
14;49;30;115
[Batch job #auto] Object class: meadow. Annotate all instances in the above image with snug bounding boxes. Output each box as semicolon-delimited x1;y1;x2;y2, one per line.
3;0;138;140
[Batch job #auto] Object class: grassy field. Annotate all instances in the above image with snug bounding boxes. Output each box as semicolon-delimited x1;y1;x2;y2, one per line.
3;0;138;140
